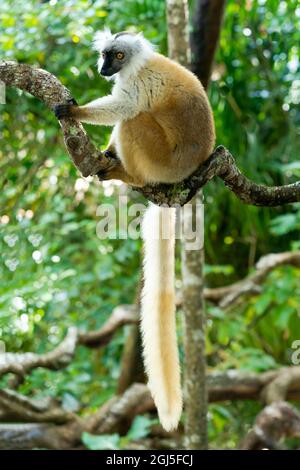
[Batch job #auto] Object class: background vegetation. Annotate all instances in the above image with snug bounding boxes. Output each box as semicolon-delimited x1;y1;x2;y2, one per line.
0;0;299;449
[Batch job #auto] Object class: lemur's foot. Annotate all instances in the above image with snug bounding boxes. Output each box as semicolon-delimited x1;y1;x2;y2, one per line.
97;154;119;180
97;166;118;180
54;99;78;119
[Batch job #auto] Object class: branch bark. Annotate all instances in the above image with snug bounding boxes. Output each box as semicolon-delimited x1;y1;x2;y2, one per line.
240;401;300;450
0;61;299;207
0;305;138;379
2;367;300;449
0;327;77;379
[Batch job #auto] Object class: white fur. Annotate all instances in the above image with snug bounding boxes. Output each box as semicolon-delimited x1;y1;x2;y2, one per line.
141;204;182;431
93;27;113;51
118;33;155;81
93;29;155;82
76;50;163;126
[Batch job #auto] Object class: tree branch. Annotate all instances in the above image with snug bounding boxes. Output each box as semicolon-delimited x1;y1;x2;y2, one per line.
2;367;300;449
0;327;77;379
240;401;300;450
190;0;226;89
0;305;137;379
0;388;74;424
78;305;138;348
1;61;299;206
0;61;109;177
204;250;300;308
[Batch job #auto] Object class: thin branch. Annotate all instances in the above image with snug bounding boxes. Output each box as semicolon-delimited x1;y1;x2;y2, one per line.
0;60;109;177
78;304;138;348
175;250;300;307
1;61;299;206
262;367;300;404
0;327;77;378
204;250;300;308
0;306;138;379
85;383;153;435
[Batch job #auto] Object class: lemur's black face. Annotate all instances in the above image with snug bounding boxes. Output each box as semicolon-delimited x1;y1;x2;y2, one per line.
100;48;126;76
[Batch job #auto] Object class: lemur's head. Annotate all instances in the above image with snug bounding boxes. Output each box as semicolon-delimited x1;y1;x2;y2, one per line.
93;29;155;79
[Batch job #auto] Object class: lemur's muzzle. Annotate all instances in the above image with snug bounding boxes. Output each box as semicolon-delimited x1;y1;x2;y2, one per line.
100;66;115;77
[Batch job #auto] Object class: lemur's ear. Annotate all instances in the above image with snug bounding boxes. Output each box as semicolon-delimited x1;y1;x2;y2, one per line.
93;27;112;51
135;32;156;52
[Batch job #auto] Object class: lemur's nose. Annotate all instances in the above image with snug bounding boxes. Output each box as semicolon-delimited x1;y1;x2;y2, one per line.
100;66;114;76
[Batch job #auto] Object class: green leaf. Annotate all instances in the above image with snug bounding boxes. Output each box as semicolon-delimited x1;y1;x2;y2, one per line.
82;432;120;450
126;415;152;441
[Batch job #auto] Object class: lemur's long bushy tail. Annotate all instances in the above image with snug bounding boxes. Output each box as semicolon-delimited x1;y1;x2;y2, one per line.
141;204;182;431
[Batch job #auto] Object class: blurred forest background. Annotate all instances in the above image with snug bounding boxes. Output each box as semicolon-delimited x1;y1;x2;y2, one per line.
0;0;300;450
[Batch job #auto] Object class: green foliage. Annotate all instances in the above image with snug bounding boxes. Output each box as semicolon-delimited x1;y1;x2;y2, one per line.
82;432;120;450
0;0;300;450
205;0;300;274
82;415;153;449
126;415;153;441
207;266;300;369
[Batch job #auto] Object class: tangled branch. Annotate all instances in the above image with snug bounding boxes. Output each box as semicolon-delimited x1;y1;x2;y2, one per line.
1;60;299;206
1;366;300;449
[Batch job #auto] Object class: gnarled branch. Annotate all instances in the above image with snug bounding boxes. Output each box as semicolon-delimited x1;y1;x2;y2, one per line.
2;366;300;449
1;60;299;206
240;401;300;450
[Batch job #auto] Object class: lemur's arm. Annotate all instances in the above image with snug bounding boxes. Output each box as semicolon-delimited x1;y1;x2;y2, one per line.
54;95;137;126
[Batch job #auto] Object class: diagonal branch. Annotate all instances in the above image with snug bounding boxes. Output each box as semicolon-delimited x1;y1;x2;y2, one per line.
0;388;75;424
1;61;299;206
78;304;138;347
0;60;108;177
204;250;300;308
0;327;78;378
0;306;138;379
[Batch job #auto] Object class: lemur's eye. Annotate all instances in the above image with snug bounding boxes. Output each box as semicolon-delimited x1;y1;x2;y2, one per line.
101;52;106;59
116;52;124;60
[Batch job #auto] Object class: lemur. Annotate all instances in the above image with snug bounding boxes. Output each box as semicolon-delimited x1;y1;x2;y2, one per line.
54;29;215;431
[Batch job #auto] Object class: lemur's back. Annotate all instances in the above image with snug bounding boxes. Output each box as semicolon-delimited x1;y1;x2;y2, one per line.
117;53;215;185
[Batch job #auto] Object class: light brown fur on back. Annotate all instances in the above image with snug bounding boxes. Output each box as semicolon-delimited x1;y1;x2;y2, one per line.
116;53;215;184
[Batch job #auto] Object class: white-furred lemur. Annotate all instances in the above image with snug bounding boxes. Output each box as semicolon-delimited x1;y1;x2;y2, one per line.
54;30;215;431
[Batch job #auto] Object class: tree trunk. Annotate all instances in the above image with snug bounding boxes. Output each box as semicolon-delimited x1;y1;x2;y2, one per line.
117;276;145;393
190;0;226;89
181;195;208;449
117;324;145;394
166;0;208;450
166;0;191;68
166;0;226;450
